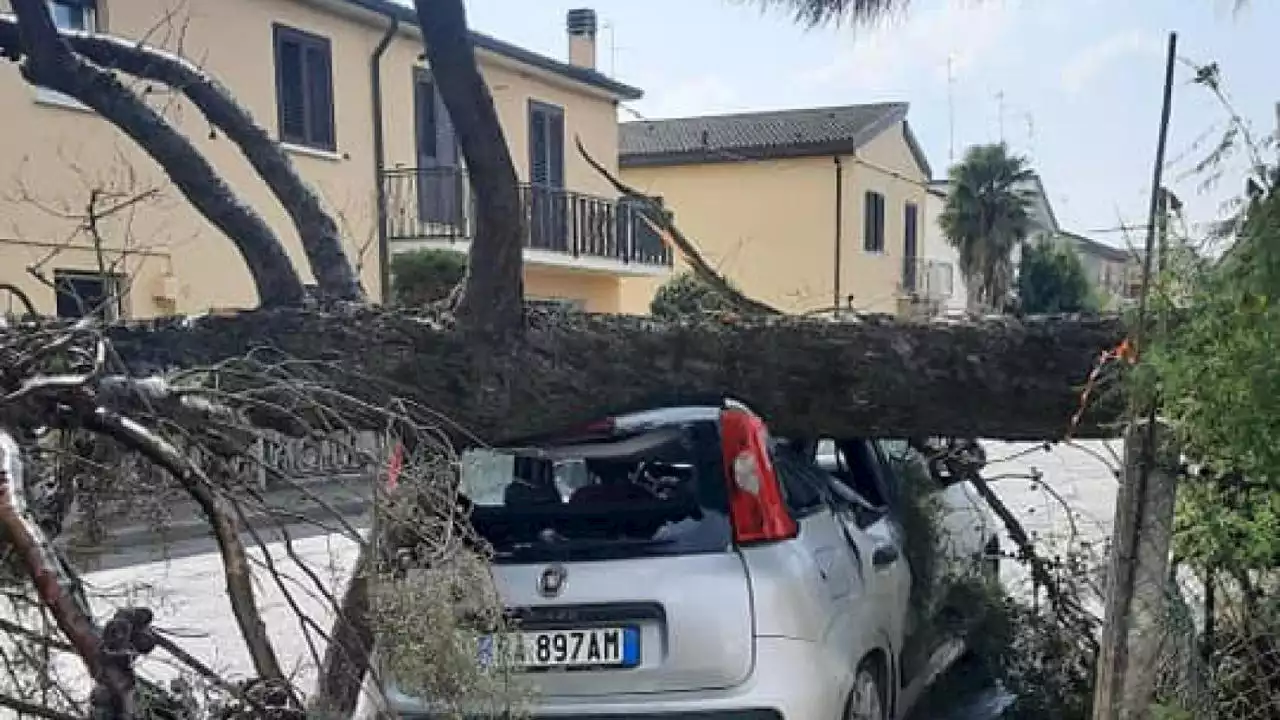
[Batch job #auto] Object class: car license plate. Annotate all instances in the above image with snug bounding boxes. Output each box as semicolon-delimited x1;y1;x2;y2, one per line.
478;627;639;669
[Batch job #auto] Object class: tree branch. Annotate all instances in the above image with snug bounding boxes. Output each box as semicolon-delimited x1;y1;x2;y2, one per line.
0;429;138;716
83;406;288;689
0;17;363;301
0;3;305;308
576;136;781;317
412;0;524;333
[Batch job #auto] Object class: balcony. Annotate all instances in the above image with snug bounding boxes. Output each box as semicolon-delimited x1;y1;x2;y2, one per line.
901;258;955;301
383;167;674;276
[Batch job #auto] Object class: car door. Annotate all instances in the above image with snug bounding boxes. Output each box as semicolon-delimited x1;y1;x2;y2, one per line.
819;439;912;653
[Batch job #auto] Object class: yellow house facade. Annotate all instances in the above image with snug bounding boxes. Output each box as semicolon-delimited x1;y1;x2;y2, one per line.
0;0;667;321
618;103;946;316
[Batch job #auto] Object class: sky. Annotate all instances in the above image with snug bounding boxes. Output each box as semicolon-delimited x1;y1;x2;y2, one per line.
457;0;1278;249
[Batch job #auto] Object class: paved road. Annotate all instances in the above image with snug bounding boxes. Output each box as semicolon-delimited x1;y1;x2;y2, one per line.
24;440;1123;713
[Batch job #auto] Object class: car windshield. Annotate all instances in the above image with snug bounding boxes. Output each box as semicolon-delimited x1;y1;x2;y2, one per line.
461;420;732;562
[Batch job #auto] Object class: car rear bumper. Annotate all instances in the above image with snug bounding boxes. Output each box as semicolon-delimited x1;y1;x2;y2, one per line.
384;636;847;720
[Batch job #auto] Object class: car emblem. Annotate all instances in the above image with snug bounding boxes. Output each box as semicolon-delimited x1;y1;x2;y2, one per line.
537;564;567;598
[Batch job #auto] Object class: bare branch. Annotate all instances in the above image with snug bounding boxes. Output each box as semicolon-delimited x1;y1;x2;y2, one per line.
575;135;781;316
83;407;288;688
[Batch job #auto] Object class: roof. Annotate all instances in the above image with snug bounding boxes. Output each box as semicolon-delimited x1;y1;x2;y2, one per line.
1059;231;1134;263
338;0;643;100
619;102;928;173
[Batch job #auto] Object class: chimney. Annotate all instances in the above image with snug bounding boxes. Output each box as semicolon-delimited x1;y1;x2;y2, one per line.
566;8;597;70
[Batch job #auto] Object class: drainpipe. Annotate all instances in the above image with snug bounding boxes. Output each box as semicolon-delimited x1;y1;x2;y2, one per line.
833;155;843;311
371;13;399;304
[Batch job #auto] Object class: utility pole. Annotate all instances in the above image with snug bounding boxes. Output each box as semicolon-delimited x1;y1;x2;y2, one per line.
1092;31;1179;720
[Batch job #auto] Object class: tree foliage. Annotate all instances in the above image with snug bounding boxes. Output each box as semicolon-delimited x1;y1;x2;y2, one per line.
390;249;467;307
1017;241;1097;314
649;272;742;319
1148;186;1280;573
940;143;1035;312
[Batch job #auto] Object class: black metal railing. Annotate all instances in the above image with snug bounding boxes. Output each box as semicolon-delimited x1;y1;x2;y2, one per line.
383;167;673;268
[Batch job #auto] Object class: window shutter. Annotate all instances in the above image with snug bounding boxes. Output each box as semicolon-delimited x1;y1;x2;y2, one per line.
548;110;565;188
530;109;548;185
414;76;437;159
864;191;875;251
276;37;305;143
305;43;334;149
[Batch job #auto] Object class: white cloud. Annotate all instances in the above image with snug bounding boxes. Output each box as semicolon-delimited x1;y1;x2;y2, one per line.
1060;30;1161;96
804;0;1018;95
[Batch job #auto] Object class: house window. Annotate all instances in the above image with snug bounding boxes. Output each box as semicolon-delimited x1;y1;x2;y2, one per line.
50;0;96;30
54;269;121;321
528;100;565;188
864;191;886;252
35;1;98;108
273;24;336;151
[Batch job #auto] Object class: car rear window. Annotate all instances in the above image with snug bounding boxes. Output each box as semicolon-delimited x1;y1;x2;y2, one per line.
461;420;733;563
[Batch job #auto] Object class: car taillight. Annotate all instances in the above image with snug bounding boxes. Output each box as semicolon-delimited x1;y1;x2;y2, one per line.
719;404;797;545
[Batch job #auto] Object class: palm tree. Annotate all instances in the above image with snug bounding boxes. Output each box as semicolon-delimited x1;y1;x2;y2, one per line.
939;143;1035;312
748;0;908;26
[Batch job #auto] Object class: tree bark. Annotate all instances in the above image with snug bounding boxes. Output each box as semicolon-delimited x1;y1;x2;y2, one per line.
103;308;1128;443
1;1;305;308
0;18;363;302
412;0;525;334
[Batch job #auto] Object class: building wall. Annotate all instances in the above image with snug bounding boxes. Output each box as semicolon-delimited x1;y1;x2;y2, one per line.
922;191;969;315
618;121;930;315
0;0;628;319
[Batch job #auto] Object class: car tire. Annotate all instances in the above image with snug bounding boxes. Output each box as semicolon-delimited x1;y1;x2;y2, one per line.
845;659;887;720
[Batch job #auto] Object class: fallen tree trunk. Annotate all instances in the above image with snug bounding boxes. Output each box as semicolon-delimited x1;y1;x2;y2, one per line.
102;308;1128;442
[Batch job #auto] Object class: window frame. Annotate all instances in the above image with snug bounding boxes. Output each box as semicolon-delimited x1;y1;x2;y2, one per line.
53;268;123;321
273;23;337;152
863;190;886;253
527;99;566;188
34;0;99;110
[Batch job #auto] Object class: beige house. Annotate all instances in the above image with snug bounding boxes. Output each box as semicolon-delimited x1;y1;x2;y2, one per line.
617;103;946;315
0;0;668;321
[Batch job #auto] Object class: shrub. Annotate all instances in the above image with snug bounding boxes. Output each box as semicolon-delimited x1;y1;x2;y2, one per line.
391;249;467;307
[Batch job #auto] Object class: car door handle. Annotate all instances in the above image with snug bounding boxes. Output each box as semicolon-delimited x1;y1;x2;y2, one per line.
871;544;900;569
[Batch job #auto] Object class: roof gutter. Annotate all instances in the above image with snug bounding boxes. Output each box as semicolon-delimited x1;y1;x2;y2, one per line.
370;10;398;304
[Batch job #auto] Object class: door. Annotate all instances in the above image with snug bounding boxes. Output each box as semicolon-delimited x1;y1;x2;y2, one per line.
414;68;463;229
528;100;566;252
818;439;911;651
903;202;919;293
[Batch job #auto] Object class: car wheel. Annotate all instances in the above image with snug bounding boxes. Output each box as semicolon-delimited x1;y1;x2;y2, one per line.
846;662;886;720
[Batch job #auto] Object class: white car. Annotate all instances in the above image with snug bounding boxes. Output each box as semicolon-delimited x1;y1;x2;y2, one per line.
366;400;998;719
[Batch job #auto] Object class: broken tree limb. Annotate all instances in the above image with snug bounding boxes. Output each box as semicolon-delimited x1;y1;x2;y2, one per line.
101;307;1128;442
0;3;305;308
575;136;781;317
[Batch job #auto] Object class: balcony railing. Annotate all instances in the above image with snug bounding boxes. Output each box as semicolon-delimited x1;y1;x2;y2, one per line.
383;167;673;268
901;258;955;301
